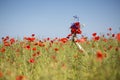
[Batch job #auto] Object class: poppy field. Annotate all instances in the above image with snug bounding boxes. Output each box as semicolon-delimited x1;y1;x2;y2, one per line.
0;28;120;80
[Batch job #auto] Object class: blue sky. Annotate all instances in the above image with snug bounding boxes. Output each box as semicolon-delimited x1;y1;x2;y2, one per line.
0;0;120;39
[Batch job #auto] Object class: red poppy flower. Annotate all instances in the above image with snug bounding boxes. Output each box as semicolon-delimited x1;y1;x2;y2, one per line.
60;38;68;43
46;37;49;41
76;37;86;43
115;47;120;51
26;45;30;49
0;71;3;78
92;33;97;37
16;75;25;80
37;51;41;55
54;48;59;51
6;36;9;40
116;33;120;42
96;50;104;60
93;36;100;41
24;37;35;42
28;37;35;42
32;53;37;57
108;27;112;31
10;38;15;44
31;34;35;37
4;41;10;46
112;34;115;37
32;47;36;51
0;47;5;53
32;51;41;57
38;42;45;47
29;58;35;63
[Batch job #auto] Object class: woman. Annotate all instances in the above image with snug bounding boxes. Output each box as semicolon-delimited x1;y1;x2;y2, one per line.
70;21;82;42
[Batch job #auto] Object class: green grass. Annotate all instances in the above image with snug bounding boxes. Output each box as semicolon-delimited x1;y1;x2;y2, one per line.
0;36;120;80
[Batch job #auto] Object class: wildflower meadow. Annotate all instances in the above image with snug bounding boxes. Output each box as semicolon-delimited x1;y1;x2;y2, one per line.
0;28;120;80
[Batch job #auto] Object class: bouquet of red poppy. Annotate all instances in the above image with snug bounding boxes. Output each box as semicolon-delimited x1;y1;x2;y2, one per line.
70;22;82;34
